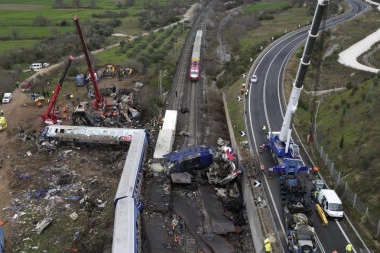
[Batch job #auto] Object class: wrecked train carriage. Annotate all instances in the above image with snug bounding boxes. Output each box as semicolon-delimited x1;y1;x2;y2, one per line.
113;130;147;252
40;125;146;145
164;145;216;174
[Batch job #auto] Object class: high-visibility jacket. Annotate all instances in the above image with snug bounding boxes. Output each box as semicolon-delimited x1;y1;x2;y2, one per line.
265;242;271;252
346;243;353;252
264;237;269;244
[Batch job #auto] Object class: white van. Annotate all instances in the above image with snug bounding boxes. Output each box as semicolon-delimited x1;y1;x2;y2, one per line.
30;63;42;70
2;93;12;103
317;189;344;219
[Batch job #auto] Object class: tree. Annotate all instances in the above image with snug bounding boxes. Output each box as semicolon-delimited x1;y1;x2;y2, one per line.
33;15;51;26
72;0;81;8
53;0;66;8
125;0;135;7
11;29;20;40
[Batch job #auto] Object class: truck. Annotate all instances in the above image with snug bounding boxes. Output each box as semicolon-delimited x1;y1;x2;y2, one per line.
263;0;329;248
265;0;328;185
74;15;109;111
75;73;89;87
40;56;74;124
317;189;343;220
20;79;32;92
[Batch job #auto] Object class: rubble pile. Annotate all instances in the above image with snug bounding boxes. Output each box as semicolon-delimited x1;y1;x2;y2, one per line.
142;138;252;252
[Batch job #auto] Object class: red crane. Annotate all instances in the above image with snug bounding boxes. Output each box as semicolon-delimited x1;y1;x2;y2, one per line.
74;15;107;111
40;56;75;124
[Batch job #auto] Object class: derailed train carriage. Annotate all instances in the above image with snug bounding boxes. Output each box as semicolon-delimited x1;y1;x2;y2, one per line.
40;125;148;252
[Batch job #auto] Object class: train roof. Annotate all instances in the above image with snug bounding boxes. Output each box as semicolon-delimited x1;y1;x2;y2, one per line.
153;129;175;159
42;125;145;143
162;110;177;130
114;130;147;203
112;197;137;253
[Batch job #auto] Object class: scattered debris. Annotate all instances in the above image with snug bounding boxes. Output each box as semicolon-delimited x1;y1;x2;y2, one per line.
34;217;53;234
170;172;192;184
69;212;78;221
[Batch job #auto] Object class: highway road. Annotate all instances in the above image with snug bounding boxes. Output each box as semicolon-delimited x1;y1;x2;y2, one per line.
245;0;370;252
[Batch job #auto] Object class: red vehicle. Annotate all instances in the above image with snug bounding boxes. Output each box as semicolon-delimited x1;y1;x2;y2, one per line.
189;30;203;82
20;80;32;92
40;56;74;124
74;15;108;111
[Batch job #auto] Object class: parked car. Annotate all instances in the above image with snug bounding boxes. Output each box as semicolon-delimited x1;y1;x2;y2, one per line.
250;74;258;84
2;93;12;104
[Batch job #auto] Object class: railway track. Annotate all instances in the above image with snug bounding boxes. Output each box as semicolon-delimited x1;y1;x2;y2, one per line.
168;2;211;148
140;2;219;252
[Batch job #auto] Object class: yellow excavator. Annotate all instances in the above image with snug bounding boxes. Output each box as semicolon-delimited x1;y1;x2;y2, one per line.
104;64;116;78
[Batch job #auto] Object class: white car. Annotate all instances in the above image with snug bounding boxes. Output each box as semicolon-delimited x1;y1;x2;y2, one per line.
2;93;12;104
250;74;258;84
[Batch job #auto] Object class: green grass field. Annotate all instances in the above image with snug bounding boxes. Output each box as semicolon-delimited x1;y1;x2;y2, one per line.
0;0;190;54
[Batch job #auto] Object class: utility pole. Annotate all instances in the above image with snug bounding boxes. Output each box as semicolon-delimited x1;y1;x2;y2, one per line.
159;69;167;97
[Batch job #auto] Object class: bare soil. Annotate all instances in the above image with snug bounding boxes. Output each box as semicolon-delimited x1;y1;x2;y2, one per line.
0;72;148;252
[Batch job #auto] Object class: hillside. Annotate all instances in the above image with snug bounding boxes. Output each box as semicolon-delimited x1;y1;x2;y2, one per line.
292;8;380;218
285;6;380;240
316;77;380;213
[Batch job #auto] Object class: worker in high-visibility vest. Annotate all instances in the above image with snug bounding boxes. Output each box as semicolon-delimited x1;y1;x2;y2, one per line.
346;242;353;253
262;125;267;134
313;165;319;175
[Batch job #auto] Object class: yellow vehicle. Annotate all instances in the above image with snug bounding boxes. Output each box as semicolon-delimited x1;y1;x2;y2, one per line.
104;64;116;78
0;116;7;131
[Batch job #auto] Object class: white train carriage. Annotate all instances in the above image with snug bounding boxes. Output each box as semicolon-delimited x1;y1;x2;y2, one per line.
162;110;177;131
112;197;139;253
114;130;147;204
153;110;178;160
41;125;144;144
112;130;147;252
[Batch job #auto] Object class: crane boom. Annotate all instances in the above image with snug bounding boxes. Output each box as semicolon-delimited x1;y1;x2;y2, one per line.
40;56;75;124
73;15;106;110
279;0;328;152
